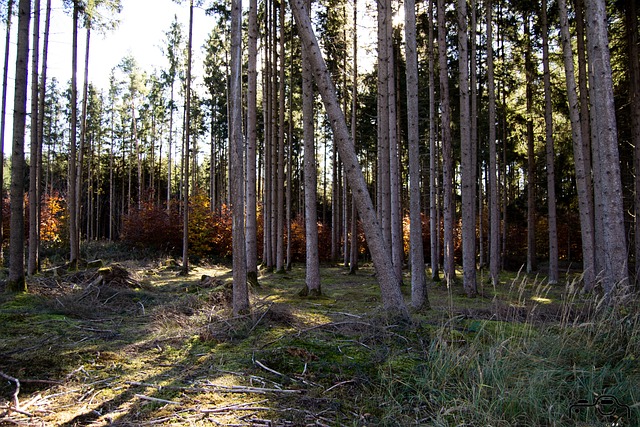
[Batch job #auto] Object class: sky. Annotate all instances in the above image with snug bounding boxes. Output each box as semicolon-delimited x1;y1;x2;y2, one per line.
0;0;378;154
33;0;211;89
0;0;211;154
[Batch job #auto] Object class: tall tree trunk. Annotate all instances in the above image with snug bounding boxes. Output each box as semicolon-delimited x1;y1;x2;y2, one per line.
181;0;193;275
437;0;455;283
377;0;391;253
69;0;79;264
486;0;499;286
0;0;13;263
7;0;30;292
246;0;259;286
574;0;596;277
35;0;52;267
387;3;402;279
28;0;41;276
458;0;476;296
471;0;480;270
167;81;174;211
301;0;321;296
349;0;359;275
263;20;272;269
77;22;91;251
541;0;558;285
290;0;409;319
627;0;640;285
230;0;249;314
428;0;439;281
525;13;536;274
275;0;286;273
584;0;629;294
406;0;428;309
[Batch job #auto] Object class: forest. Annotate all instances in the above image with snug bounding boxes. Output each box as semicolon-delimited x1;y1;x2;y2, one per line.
0;0;639;425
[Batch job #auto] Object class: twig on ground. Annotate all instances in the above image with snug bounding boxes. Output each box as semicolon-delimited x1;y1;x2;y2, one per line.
324;380;356;394
135;394;180;405
254;360;285;378
249;304;273;333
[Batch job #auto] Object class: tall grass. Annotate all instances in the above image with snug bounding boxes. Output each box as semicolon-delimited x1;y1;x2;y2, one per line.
373;276;640;426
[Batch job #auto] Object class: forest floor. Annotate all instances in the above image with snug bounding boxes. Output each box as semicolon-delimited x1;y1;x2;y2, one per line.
0;244;639;426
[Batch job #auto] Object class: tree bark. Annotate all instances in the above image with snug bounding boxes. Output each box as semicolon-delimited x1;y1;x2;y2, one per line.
486;0;499;286
584;0;629;294
246;0;259;286
301;0;321;296
541;0;558;285
69;0;79;264
387;1;402;279
7;0;30;292
437;0;455;283
181;0;193;275
377;0;391;252
406;0;428;309
28;0;41;276
230;0;249;314
627;0;640;286
524;13;536;274
428;0;439;281
0;0;13;263
458;0;476;296
349;0;359;275
290;0;408;318
275;0;286;273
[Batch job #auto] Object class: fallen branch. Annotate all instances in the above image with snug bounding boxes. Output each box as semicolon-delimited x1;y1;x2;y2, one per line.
0;371;21;409
254;360;285;378
324;380;355;393
248;304;273;333
201;399;268;414
127;381;304;395
135;394;180;405
201;405;271;414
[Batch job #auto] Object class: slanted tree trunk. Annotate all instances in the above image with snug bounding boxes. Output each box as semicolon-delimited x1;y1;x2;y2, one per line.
437;0;455;284
7;0;30;292
28;0;41;276
406;0;428;309
0;0;13;263
541;0;558;285
230;0;249;314
584;0;629;294
486;0;500;286
458;0;477;297
246;0;259;286
301;0;321;296
290;0;409;319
